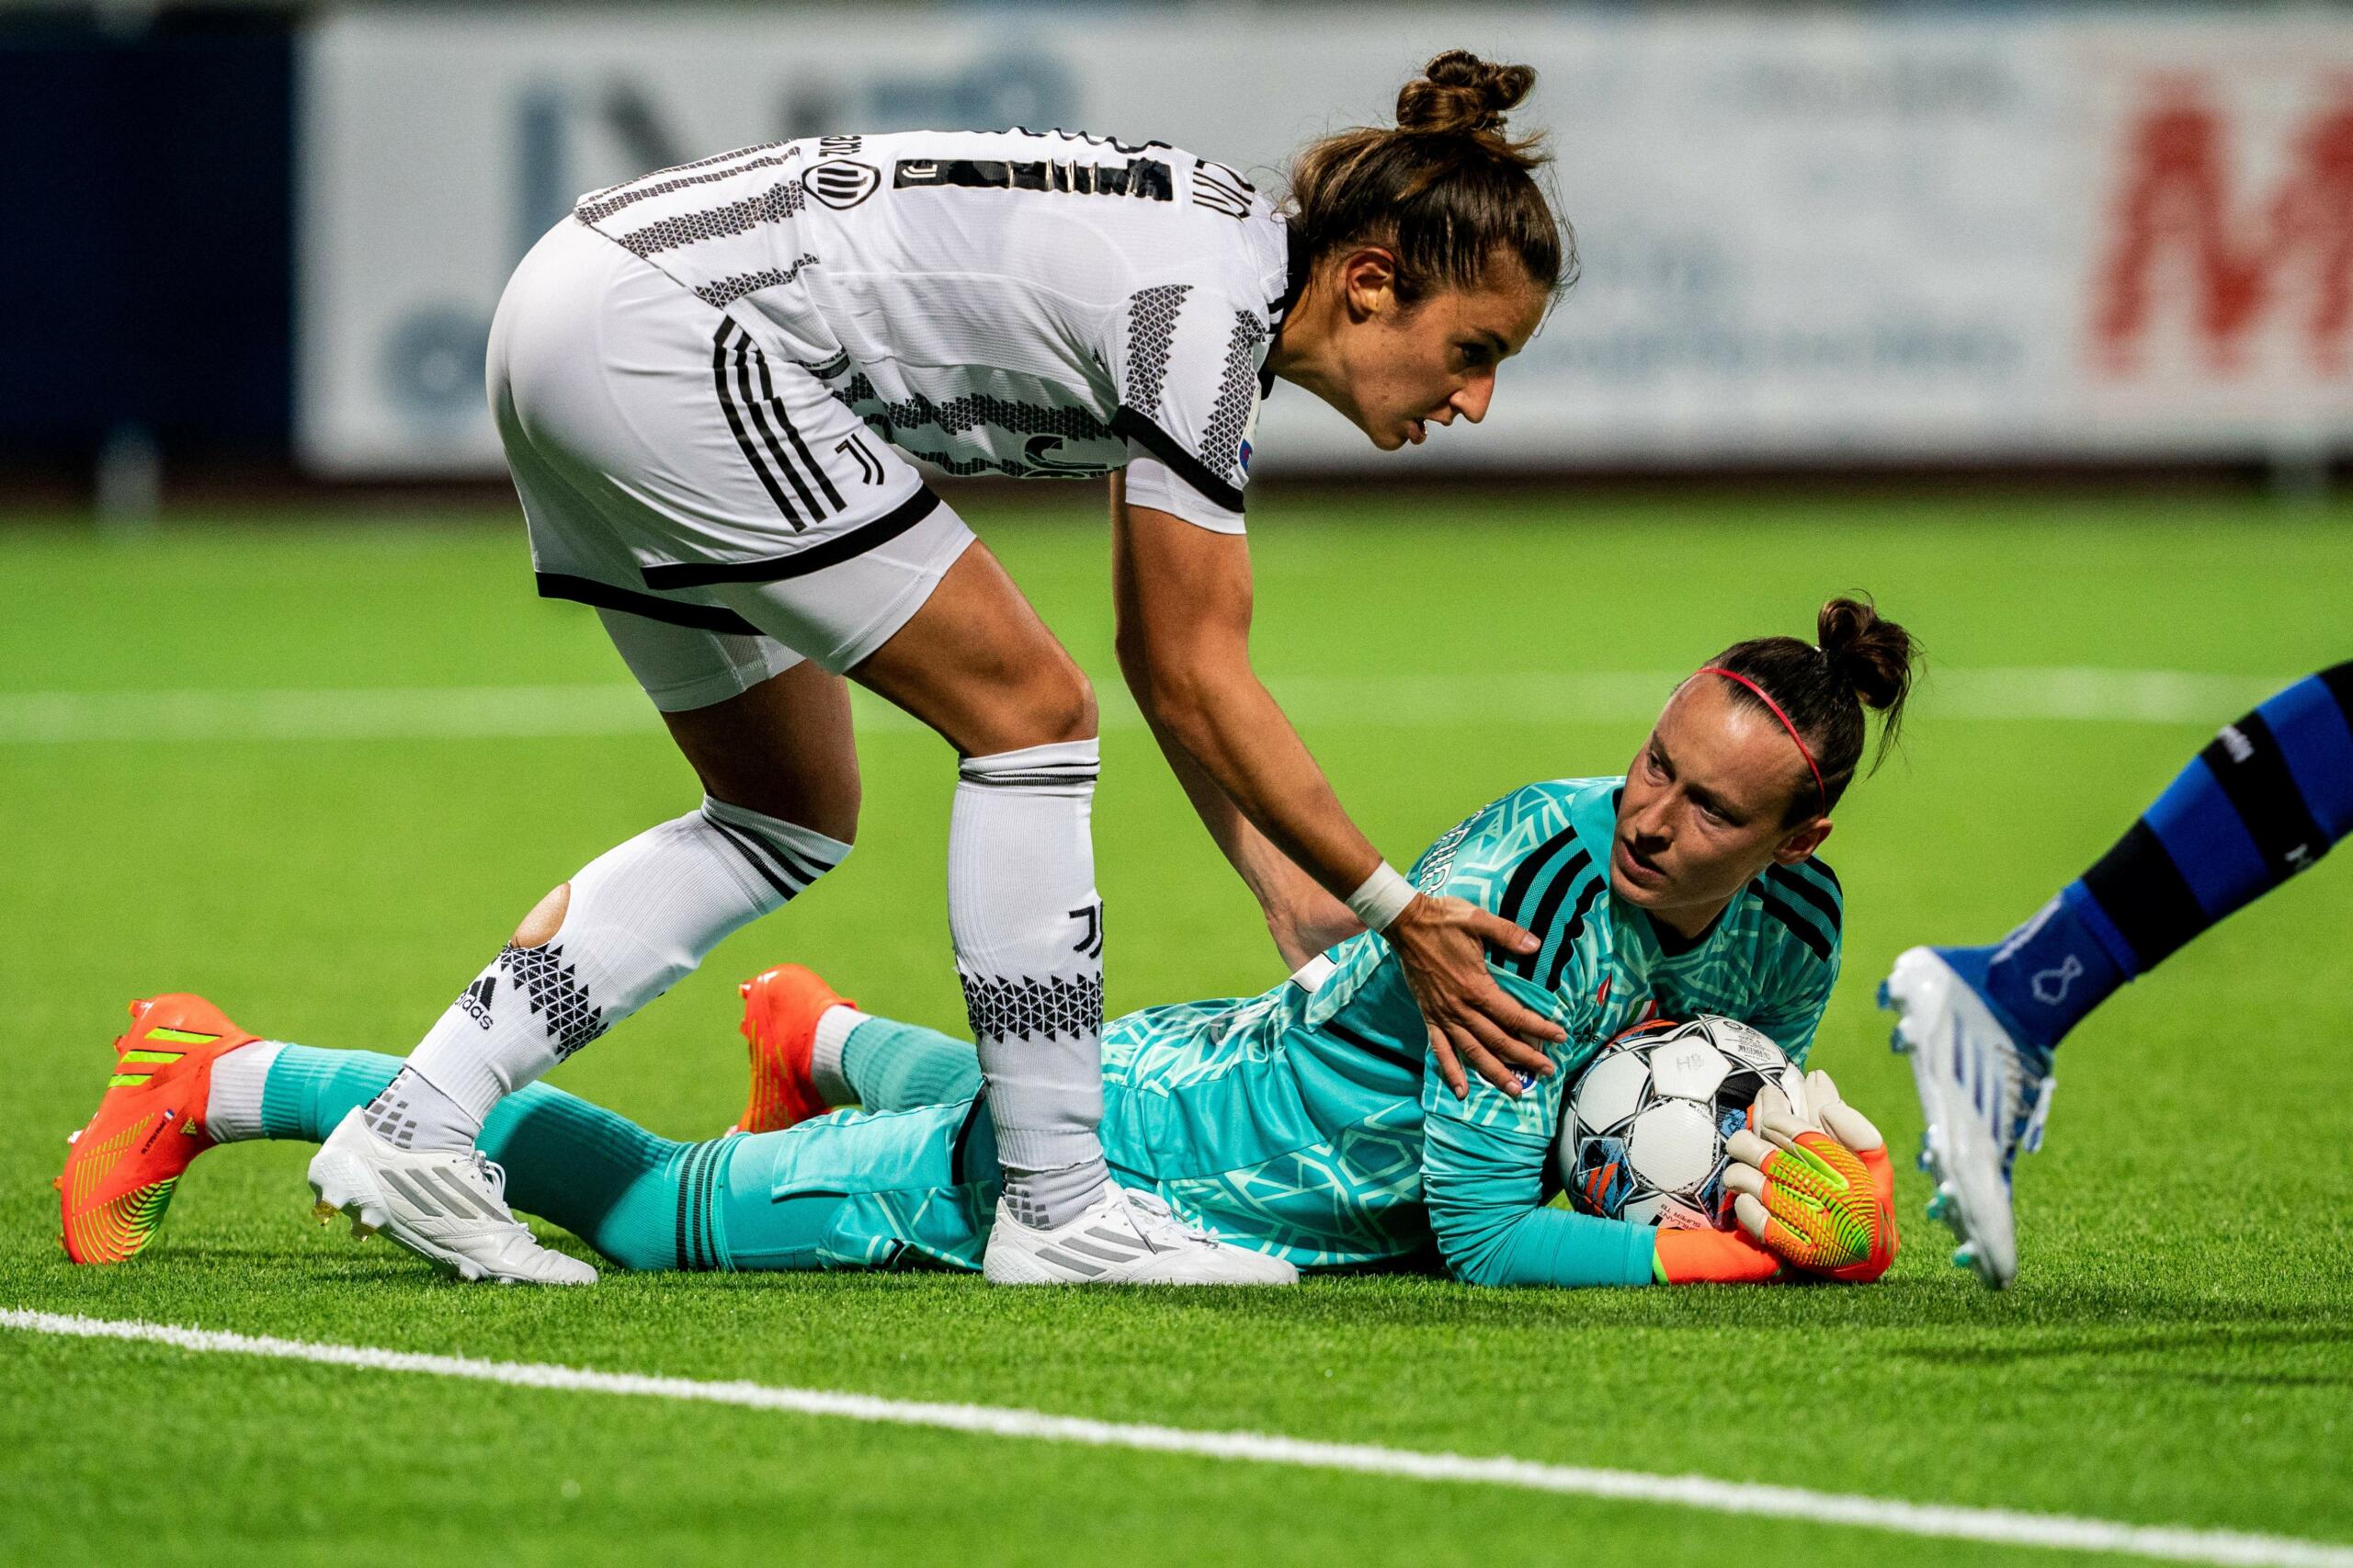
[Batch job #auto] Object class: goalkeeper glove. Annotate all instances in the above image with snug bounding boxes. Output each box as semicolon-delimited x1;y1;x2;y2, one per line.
1722;1072;1900;1283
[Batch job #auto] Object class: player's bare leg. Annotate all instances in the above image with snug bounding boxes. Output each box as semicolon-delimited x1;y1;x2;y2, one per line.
307;661;862;1285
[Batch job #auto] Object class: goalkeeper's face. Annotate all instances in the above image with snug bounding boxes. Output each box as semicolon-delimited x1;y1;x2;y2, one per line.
1611;680;1833;933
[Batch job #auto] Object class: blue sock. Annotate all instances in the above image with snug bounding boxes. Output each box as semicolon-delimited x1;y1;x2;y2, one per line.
1964;665;2352;1051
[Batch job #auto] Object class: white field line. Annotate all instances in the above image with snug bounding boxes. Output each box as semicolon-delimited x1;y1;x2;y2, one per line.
5;1309;2347;1568
0;668;2287;744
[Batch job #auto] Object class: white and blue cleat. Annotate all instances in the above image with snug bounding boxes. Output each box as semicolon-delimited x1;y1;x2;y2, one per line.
1879;947;2055;1290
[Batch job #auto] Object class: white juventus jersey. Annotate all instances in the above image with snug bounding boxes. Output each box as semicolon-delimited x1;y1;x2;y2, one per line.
574;128;1301;530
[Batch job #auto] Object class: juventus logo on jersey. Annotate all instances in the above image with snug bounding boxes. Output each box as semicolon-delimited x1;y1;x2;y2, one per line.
808;160;880;210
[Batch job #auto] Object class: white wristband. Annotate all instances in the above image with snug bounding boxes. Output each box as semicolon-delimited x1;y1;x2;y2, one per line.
1345;862;1417;933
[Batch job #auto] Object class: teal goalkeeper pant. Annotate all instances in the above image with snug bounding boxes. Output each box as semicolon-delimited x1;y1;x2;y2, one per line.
256;1025;996;1273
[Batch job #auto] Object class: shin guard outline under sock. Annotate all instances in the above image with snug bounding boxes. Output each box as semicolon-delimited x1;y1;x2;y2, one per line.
948;739;1109;1227
400;797;848;1147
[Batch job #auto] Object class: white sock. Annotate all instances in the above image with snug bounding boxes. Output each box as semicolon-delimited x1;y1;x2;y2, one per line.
201;1040;286;1143
949;739;1109;1228
395;796;850;1150
809;1004;868;1106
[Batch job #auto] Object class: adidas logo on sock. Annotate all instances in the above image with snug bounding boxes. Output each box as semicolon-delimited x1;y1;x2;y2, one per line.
457;975;497;1029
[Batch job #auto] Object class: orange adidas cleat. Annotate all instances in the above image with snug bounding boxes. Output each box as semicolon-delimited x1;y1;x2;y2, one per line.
57;994;257;1264
733;964;855;1134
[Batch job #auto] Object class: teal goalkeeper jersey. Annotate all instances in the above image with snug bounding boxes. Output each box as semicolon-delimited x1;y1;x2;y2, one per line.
1097;777;1845;1282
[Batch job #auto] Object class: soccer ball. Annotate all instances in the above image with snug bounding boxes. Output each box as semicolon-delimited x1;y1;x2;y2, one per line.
1556;1016;1803;1230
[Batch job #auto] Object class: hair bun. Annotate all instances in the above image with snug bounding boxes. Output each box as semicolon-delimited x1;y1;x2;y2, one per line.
1396;50;1537;137
1815;596;1916;717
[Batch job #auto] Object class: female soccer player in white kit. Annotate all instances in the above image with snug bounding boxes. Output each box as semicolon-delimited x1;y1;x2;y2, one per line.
310;52;1575;1285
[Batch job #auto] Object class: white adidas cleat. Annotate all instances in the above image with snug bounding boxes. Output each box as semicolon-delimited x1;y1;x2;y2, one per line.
305;1108;597;1286
983;1182;1297;1286
1881;947;2055;1291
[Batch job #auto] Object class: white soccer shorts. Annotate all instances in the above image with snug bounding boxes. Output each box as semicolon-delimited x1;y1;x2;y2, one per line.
487;218;976;711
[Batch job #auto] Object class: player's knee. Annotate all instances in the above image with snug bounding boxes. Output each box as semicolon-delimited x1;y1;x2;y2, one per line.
511;883;571;948
1015;661;1097;748
717;785;860;848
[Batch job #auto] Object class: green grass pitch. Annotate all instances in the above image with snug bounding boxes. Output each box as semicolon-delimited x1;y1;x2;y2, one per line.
2;491;2348;1566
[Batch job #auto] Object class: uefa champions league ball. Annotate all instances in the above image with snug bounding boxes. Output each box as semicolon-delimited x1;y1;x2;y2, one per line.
1556;1016;1804;1230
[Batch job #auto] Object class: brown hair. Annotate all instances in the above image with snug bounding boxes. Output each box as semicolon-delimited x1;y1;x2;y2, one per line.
1705;597;1919;822
1285;50;1573;305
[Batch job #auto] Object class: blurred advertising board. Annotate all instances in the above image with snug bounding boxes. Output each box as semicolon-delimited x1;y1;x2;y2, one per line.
298;9;2353;476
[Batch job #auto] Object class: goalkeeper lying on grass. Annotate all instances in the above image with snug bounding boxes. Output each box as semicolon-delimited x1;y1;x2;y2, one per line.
62;600;1907;1289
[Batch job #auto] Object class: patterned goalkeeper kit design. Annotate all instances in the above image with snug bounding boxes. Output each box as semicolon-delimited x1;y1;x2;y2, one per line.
757;778;1846;1275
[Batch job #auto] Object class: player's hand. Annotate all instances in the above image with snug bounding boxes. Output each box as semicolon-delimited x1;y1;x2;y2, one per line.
1722;1078;1899;1283
1384;893;1566;1098
1265;887;1365;971
1802;1069;1900;1275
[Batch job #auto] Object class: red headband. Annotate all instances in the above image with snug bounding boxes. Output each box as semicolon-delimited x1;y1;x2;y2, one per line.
1695;666;1826;812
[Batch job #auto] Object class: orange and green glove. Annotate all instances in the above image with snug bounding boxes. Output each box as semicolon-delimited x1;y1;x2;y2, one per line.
1722;1072;1899;1284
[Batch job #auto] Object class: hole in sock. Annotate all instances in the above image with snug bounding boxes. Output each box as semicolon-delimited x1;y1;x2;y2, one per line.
511;883;572;949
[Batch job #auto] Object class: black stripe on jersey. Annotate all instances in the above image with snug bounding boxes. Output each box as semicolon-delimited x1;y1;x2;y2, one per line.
1320;1017;1419;1068
1767;861;1843;937
575;148;801;227
731;337;827;523
1124;285;1192;421
1513;855;1597;982
1540;873;1609;992
613;180;807;259
1190;158;1256;221
892;156;1174;201
1496;827;1583;934
712;323;805;528
833;374;1117;453
750;347;847;513
581;140;788;210
2200;712;2328;879
533;573;764;637
638;488;943;589
1110;409;1245;513
1199;312;1269;485
1757;887;1836;963
695;252;819;311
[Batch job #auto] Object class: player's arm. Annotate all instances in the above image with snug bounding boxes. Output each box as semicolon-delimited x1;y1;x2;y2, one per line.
1419;1072;1782;1288
1109;487;1562;1089
1108;478;1359;967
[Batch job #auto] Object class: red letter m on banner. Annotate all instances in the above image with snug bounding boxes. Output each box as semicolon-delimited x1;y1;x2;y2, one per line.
2093;80;2353;376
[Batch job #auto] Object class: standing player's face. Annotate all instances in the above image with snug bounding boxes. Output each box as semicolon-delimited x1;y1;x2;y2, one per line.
1322;253;1548;451
1611;680;1832;936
